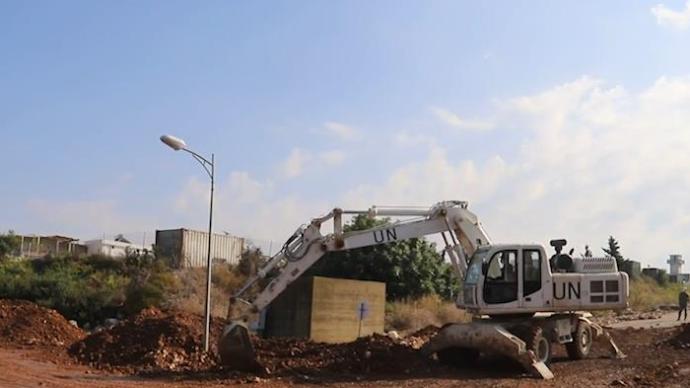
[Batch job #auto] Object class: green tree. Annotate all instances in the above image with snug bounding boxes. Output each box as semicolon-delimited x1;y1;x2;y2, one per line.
0;230;20;259
602;236;625;270
308;215;453;300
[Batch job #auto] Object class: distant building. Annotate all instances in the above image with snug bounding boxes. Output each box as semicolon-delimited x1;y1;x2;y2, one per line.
620;260;641;278
83;239;152;258
155;228;244;268
15;234;85;258
668;254;689;284
669;254;684;275
670;274;690;284
642;267;668;284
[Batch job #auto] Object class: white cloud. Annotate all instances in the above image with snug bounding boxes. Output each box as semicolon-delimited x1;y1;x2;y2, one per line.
430;107;493;130
174;171;328;246
651;1;690;30
280;148;311;178
343;76;690;268
323;121;359;140
318;150;346;166
175;76;690;268
275;148;347;178
394;132;438;148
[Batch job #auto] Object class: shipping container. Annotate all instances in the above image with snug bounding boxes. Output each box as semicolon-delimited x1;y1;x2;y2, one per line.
264;276;386;343
155;228;244;268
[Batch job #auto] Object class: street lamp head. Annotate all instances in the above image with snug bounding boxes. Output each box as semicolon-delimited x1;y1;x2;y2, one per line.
160;135;187;151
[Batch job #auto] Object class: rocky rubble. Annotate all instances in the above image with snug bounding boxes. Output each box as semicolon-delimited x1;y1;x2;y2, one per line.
666;323;690;349
0;299;85;347
253;332;435;376
4;299;690;386
398;325;440;349
68;306;437;377
593;309;664;326
69;307;223;373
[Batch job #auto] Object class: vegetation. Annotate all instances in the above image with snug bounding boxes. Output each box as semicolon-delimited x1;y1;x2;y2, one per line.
0;230;20;259
385;294;470;332
0;253;177;325
602;235;625;268
308;214;454;301
236;247;266;277
628;275;684;310
167;249;269;319
601;235;642;278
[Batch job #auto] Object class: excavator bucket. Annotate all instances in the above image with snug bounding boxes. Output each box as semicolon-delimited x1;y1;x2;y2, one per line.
420;323;554;380
218;322;265;372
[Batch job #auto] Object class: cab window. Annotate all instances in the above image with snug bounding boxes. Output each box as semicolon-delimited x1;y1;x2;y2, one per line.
483;250;518;304
523;249;542;296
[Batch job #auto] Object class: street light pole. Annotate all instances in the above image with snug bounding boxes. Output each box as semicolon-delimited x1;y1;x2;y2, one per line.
160;135;215;352
203;153;214;352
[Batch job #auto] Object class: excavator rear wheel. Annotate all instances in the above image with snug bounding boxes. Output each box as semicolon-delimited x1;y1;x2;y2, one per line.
565;321;592;360
436;347;480;368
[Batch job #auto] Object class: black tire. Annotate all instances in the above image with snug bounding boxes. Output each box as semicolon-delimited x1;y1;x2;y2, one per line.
526;326;551;365
566;321;593;360
437;347;480;368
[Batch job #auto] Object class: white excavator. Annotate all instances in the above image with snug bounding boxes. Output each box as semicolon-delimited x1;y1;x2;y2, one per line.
220;200;628;379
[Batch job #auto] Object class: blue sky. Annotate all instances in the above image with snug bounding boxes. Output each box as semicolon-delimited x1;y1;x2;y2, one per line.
2;1;690;268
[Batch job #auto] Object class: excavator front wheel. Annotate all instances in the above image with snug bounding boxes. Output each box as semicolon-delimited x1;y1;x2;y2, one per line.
526;327;551;365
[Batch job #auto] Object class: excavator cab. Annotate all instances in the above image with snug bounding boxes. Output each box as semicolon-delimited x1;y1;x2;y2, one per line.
460;241;627;315
461;245;535;312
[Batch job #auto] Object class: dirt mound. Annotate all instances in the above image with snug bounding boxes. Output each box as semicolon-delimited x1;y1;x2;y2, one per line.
70;307;435;377
665;323;690;349
0;299;85;348
407;325;440;339
69;308;223;373
253;333;435;376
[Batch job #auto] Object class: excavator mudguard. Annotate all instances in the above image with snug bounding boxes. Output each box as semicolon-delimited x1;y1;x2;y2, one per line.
218;321;265;372
420;322;554;380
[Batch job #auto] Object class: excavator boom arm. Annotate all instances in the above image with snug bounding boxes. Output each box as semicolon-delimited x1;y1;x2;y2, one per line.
231;200;490;314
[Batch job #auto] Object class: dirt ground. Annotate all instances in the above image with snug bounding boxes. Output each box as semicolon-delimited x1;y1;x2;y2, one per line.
2;299;690;388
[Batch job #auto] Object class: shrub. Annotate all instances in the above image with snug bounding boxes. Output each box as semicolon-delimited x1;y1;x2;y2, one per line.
0;231;21;259
168;265;246;318
212;263;245;293
385;294;470;332
628;275;684;310
236;248;265;277
0;254;177;325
